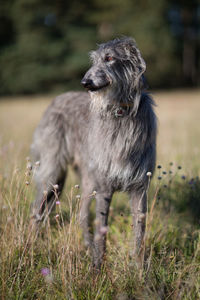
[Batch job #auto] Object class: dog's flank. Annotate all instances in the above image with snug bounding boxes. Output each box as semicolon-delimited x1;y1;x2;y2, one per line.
30;37;157;269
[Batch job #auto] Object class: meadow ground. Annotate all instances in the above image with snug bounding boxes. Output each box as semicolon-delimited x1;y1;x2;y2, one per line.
0;90;200;299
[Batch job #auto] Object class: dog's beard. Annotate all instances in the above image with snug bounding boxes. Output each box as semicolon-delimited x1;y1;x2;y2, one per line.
89;85;117;116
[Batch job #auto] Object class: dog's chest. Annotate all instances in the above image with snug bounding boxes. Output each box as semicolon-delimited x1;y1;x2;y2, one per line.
87;118;140;188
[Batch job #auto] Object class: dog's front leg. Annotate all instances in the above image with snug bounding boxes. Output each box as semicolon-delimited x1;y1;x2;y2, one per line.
93;191;112;269
130;187;147;269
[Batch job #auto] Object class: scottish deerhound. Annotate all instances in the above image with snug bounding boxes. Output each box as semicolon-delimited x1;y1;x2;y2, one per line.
30;37;157;269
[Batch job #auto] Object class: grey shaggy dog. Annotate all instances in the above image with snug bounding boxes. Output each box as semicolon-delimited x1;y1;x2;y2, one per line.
30;37;157;269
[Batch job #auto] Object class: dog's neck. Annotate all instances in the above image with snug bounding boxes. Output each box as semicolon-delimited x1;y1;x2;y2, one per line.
89;90;143;119
107;101;131;118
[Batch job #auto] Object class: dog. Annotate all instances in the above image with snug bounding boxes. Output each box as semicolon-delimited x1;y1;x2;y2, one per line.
30;37;157;269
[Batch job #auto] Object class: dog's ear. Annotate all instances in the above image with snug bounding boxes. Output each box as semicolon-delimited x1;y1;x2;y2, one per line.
125;41;146;116
126;42;146;80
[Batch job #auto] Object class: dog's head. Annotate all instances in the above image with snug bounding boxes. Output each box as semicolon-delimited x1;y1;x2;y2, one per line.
81;37;146;115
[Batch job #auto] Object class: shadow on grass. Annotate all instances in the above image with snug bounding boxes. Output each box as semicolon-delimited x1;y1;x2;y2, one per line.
157;176;200;224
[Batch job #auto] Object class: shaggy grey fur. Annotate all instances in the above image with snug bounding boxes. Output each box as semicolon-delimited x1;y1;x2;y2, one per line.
30;37;157;269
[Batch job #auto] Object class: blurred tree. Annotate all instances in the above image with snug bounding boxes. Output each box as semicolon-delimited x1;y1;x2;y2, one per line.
0;0;199;95
168;0;199;86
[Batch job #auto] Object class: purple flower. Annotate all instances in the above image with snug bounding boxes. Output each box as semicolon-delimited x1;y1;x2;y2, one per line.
56;201;60;205
41;268;50;277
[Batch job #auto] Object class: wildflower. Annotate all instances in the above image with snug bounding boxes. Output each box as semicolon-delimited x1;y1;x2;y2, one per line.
92;190;97;196
146;171;152;177
41;268;53;284
56;201;60;205
181;175;186;180
25;181;30;185
55;214;59;218
100;226;108;235
189;179;194;185
41;268;50;276
35;161;40;166
53;184;59;190
157;165;162;169
26;156;31;162
74;184;79;189
76;194;81;199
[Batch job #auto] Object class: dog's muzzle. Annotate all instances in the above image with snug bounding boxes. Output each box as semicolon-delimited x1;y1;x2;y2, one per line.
81;78;109;92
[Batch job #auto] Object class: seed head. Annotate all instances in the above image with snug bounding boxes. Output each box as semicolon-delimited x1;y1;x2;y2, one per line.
43;190;48;196
55;214;59;218
53;184;59;190
25;181;30;185
26;162;32;171
146;171;152;177
94;234;101;242
94;218;100;226
76;194;81;199
92;190;97;196
74;184;79;189
35;161;40;166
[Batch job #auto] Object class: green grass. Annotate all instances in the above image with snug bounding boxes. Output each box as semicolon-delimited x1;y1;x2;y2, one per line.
0;90;200;299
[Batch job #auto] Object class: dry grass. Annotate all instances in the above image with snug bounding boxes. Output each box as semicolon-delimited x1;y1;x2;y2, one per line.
0;90;200;299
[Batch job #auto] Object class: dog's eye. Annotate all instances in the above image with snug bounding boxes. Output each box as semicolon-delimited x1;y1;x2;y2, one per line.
105;55;114;62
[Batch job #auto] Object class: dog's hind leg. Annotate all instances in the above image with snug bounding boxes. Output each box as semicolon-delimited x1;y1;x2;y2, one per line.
31;163;66;225
30;118;67;226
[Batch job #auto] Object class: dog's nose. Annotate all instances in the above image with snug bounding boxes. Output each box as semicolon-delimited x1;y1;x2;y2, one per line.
81;78;93;89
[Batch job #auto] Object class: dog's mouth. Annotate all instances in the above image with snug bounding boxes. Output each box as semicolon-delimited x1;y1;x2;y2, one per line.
86;82;110;92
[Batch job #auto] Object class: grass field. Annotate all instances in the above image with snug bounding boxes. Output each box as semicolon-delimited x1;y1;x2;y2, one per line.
0;90;200;299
